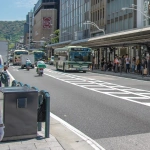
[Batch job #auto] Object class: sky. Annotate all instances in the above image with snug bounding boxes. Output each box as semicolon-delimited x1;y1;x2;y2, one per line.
0;0;38;21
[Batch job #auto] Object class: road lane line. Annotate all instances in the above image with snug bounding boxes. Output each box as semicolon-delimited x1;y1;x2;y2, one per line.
45;69;150;95
44;72;150;107
7;68;105;150
50;112;105;150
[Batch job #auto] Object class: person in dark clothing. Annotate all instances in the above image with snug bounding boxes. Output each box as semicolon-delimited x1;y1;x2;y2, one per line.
101;57;104;70
107;61;113;71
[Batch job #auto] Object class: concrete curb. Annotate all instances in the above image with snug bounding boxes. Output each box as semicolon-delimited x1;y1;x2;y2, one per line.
91;70;150;81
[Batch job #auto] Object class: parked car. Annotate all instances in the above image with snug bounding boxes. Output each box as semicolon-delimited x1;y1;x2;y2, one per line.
49;56;54;65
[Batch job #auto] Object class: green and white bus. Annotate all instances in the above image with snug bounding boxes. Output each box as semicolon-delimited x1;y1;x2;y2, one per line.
54;46;92;73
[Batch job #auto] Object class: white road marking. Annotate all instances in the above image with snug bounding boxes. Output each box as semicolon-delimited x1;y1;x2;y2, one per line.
7;70;15;80
44;69;150;107
50;112;105;150
91;71;150;82
7;68;105;150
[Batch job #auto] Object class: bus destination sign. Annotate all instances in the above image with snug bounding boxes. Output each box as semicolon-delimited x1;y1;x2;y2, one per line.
71;48;90;51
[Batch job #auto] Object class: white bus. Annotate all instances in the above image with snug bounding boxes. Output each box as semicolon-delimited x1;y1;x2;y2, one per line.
12;50;29;65
54;46;92;73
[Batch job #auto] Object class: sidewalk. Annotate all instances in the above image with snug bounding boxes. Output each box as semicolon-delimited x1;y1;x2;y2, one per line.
0;91;95;150
92;69;150;81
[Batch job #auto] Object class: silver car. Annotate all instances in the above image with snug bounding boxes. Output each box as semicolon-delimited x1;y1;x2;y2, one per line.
49;56;54;65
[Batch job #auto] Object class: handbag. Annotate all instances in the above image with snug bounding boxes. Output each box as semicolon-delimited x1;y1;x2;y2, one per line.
143;68;148;75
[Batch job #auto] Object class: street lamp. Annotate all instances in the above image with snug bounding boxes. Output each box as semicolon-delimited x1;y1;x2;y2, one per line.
83;21;105;35
121;7;150;19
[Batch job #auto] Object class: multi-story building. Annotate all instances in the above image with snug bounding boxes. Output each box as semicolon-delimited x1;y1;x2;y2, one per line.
106;0;150;34
91;0;106;37
32;0;60;43
59;0;90;42
24;12;34;49
106;0;136;34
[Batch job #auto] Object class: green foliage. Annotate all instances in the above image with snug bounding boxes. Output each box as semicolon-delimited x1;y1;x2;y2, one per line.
0;21;25;46
51;29;59;44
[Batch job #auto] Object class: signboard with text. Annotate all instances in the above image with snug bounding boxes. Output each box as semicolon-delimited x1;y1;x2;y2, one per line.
43;17;52;29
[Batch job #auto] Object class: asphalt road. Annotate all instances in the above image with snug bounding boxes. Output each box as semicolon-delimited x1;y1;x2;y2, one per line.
8;65;150;150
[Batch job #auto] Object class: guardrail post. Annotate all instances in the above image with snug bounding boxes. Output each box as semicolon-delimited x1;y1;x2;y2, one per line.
45;91;50;138
17;82;23;87
38;90;50;138
31;87;42;132
11;80;18;87
23;84;30;88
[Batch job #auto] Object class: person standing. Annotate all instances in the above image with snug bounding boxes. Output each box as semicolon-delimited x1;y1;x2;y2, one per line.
132;57;136;73
125;55;130;73
0;106;4;141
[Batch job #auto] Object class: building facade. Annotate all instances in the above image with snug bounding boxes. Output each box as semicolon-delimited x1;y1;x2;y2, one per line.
33;9;57;42
34;0;60;29
24;12;34;49
90;0;106;37
59;0;90;42
106;0;137;34
32;0;60;49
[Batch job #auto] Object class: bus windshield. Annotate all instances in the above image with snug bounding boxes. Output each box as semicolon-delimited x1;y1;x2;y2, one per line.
69;51;91;61
15;51;28;55
34;52;45;61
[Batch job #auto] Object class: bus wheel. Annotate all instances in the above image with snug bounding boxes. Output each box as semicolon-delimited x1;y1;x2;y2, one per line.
83;71;86;73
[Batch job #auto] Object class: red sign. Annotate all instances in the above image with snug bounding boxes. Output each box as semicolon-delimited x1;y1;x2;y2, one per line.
43;17;52;29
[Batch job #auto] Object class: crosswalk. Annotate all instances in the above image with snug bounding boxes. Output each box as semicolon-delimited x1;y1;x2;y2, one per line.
44;68;150;107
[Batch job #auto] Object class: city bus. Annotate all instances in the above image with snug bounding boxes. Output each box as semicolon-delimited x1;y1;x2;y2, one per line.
12;49;29;65
30;50;46;65
54;46;92;73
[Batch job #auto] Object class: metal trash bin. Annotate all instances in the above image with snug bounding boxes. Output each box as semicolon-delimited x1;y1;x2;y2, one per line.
0;86;38;141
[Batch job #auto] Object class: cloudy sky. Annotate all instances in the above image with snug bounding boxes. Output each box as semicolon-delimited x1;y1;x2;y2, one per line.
0;0;38;21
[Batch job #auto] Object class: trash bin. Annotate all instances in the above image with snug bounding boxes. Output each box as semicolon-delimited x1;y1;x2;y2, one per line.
0;86;38;141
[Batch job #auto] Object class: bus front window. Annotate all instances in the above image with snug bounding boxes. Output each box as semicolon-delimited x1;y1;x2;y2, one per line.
15;51;28;55
69;52;91;61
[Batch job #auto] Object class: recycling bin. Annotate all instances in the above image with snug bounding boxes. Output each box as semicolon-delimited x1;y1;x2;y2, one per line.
1;86;38;141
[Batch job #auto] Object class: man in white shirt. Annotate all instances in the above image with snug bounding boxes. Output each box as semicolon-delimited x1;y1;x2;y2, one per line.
125;55;130;73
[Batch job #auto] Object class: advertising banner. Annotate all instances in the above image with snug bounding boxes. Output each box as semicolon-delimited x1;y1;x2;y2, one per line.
43;17;52;29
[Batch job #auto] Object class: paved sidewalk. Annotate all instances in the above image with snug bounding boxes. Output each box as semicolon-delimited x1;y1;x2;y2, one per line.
0;132;63;150
0;90;95;150
0;92;64;150
92;69;150;81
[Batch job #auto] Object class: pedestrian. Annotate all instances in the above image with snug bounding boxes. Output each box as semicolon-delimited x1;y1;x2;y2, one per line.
132;57;136;73
114;56;119;73
3;66;10;86
101;57;104;71
0;106;4;141
125;55;130;73
136;56;140;73
121;55;124;71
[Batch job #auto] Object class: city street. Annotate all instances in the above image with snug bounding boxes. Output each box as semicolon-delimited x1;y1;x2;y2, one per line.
8;65;150;150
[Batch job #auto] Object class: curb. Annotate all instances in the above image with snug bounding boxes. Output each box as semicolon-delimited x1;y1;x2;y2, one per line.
91;70;150;81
